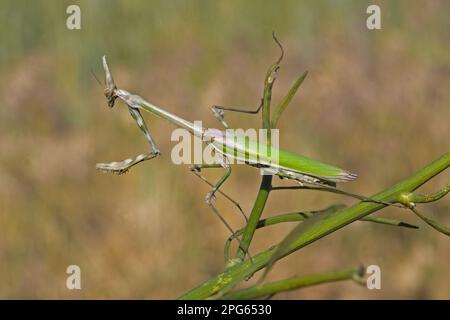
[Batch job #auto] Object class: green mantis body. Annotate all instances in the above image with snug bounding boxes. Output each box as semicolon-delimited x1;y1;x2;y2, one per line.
210;132;357;185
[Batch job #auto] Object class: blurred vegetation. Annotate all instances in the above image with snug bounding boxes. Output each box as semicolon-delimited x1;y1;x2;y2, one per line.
0;0;449;298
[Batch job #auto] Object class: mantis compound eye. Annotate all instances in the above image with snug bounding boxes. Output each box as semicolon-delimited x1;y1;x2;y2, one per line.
104;88;117;108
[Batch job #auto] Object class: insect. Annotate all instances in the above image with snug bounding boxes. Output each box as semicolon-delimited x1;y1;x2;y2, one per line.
96;40;397;256
96;58;356;176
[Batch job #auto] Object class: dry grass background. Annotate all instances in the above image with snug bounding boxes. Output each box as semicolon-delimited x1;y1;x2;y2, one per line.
0;0;449;298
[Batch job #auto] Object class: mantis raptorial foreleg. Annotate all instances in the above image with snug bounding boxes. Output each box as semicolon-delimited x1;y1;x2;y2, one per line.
96;106;160;174
190;164;248;222
211;101;263;129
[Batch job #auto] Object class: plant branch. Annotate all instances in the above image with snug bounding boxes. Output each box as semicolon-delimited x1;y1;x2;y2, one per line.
234;36;283;261
271;71;308;128
410;207;450;236
235;175;272;261
221;267;363;300
180;151;450;299
400;182;450;204
271;185;404;208
224;205;417;262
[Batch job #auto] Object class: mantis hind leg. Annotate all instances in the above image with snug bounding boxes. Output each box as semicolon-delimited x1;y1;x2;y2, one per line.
190;164;248;223
210;101;263;129
198;156;253;262
96;107;160;174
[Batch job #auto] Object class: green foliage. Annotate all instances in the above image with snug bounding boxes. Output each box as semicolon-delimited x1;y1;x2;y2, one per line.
222;267;364;300
179;48;450;299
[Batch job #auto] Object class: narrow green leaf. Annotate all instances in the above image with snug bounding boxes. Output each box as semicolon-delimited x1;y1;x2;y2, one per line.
261;204;343;281
271;71;308;127
224;205;418;263
361;216;419;229
411;207;450;236
224;204;346;262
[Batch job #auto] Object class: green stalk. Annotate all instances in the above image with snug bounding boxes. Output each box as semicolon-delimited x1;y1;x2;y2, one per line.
234;42;282;260
235;175;272;260
225;205;418;261
271;71;308;128
401;182;450;203
222;267;362;300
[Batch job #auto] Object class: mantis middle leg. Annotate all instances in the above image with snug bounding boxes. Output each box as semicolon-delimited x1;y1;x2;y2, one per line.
211;100;263;129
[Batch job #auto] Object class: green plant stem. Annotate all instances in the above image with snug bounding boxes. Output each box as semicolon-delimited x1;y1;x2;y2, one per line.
236;175;272;260
362;216;418;228
221;267;362;300
180;151;449;299
235;48;279;260
401;182;450;203
225;205;345;261
271;185;403;208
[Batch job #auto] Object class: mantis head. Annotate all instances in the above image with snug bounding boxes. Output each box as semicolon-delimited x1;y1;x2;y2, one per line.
102;56;118;108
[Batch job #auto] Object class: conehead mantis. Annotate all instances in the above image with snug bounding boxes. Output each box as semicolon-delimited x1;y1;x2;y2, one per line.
96;37;403;260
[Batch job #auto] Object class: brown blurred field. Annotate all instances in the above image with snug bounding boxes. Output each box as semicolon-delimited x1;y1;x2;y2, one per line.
0;0;449;299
